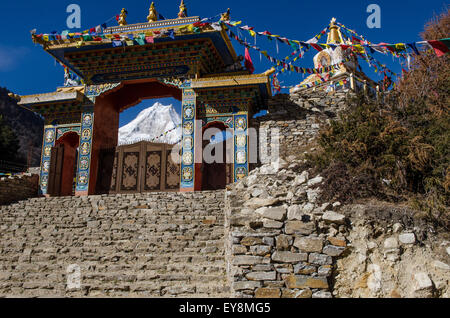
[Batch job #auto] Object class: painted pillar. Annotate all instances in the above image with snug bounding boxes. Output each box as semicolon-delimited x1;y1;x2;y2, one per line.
180;86;196;192
75;107;94;196
233;113;249;182
39;126;56;195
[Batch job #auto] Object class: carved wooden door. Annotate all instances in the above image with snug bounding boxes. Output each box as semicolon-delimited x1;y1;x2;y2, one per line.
47;144;64;197
111;142;180;194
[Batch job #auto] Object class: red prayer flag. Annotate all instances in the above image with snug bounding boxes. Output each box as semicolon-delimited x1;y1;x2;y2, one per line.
427;40;450;57
244;47;255;74
310;43;323;52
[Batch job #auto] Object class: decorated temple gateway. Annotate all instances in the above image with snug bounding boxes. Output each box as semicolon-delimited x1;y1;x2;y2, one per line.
13;2;274;196
11;1;412;197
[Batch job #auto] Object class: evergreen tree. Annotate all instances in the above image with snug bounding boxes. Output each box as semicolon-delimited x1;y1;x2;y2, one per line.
0;115;21;163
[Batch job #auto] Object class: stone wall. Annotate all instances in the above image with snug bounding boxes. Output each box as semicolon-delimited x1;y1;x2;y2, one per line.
254;91;352;160
224;158;349;298
0;191;229;297
0;174;39;206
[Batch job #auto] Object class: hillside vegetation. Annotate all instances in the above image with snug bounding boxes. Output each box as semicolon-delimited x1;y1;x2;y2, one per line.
309;9;450;228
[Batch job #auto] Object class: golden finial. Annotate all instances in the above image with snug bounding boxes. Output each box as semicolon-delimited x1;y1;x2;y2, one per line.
220;8;231;21
147;2;158;22
118;8;128;26
327;17;344;44
7;93;21;102
178;0;188;19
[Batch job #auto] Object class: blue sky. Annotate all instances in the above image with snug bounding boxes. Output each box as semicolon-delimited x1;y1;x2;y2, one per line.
0;0;447;127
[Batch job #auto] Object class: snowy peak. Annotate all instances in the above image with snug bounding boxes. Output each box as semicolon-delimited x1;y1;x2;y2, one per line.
118;102;181;145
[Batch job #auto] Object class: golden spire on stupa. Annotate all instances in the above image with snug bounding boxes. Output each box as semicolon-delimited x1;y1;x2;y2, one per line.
118;8;128;26
178;0;188;18
327;18;345;44
147;2;158;22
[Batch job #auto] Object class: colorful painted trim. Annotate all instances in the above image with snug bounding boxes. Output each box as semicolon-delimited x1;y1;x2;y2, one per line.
75;110;94;192
233;114;248;182
39;126;56;194
180;87;196;189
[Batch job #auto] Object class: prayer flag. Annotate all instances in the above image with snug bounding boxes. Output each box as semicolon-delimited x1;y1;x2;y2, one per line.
428;40;450;57
244;47;255;74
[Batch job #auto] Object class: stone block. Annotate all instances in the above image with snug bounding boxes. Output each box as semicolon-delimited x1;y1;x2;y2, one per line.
284;275;329;289
285;221;315;235
322;211;346;225
293;236;323;252
308;253;332;265
323;245;346;257
272;251;307;263
256;206;287;221
255;288;281;298
246;271;277;281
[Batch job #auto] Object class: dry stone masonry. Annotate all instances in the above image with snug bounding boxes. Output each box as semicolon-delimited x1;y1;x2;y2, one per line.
224;157;349;298
0;91;448;298
0;191;229;297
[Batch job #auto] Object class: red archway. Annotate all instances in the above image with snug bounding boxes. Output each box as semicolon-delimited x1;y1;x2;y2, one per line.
88;79;182;195
197;121;233;191
48;131;80;197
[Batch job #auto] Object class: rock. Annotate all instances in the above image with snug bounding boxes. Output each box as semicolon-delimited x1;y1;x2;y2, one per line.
272;251;308;263
250;245;272;256
332;202;341;208
328;237;347;247
293;171;309;186
285;220;315;235
246;271;277;281
318;265;332;277
274;264;293;274
294;264;316;275
367;241;378;251
232;281;262;291
260;165;277;175
413;272;433;292
367;264;382;293
323;245;346;257
293;236;323;252
307;176;323;187
392;223;403;233
398;233;416;245
255;288;281;298
241;237;263;246
263;219;284;229
308;253;332;265
244;198;279;209
287;205;302;220
322;211;346;225
232;245;247;255
281;288;312;298
384;237;399;250
432;260;450;271
284;275;329;289
232;255;269;266
306;189;320;203
446;246;450;256
276;235;292;250
302;203;315;214
256;206;287;221
312;291;332;298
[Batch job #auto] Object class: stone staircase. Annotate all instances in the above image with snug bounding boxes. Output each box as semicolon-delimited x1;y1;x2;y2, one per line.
0;191;230;298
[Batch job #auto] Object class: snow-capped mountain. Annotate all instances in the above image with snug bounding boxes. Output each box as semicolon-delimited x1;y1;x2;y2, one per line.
118;102;181;145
